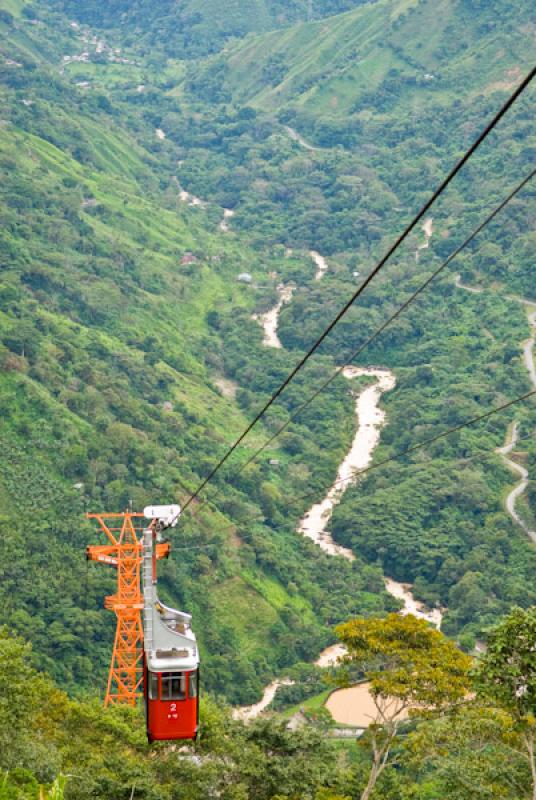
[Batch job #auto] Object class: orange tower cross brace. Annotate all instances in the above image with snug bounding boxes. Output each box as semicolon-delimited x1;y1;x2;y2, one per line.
86;511;170;706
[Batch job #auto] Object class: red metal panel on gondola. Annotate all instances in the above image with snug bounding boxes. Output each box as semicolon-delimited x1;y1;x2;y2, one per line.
141;515;200;743
145;667;199;741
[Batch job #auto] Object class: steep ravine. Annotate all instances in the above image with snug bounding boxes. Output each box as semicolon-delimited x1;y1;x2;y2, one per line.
241;279;443;720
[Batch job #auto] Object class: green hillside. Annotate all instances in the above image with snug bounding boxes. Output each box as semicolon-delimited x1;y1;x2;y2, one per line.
0;3;399;703
46;0;370;58
1;0;534;697
114;0;536;641
1;0;536;796
126;0;533;266
197;0;533;118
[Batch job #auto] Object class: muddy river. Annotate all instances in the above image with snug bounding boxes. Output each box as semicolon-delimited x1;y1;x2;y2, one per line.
237;258;444;724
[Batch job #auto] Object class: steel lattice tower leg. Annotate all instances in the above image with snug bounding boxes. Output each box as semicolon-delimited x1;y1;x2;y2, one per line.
86;511;169;707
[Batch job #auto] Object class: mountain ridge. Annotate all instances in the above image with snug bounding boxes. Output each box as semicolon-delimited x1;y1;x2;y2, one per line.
1;0;535;707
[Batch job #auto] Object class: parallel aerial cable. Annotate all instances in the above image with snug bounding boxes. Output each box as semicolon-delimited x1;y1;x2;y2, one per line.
174;391;536;552
189;167;535;520
180;66;535;514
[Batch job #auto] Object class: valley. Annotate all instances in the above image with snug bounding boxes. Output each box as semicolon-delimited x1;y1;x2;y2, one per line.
0;0;535;795
243;246;444;719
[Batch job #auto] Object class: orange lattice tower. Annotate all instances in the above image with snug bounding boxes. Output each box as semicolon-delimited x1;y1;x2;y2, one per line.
86;511;170;706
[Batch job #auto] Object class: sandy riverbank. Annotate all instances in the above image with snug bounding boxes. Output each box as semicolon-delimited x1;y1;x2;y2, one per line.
298;367;396;557
252;284;295;348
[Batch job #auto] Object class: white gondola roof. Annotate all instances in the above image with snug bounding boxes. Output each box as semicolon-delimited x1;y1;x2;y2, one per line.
143;526;199;673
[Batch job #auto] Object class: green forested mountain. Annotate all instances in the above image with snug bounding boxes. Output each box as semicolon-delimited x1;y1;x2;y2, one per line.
142;0;536;643
1;0;400;702
190;0;533;114
1;0;535;689
47;0;370;58
1;0;535;795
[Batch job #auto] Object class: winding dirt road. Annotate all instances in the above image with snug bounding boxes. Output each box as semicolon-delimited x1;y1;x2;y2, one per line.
454;280;536;543
454;273;483;293
520;300;536;389
285;126;322;152
495;293;535;539
497;424;536;545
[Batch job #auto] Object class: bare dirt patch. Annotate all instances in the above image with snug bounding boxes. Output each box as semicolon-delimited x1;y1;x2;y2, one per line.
213;375;238;399
485;65;522;93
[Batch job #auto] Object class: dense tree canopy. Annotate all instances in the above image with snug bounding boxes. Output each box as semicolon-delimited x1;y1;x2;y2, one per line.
0;0;534;795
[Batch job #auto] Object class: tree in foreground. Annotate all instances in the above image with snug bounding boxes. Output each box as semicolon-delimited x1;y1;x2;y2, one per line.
403;702;531;799
335;613;472;800
474;606;536;800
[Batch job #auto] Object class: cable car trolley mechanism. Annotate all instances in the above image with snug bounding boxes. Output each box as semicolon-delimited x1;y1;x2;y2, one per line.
142;505;200;742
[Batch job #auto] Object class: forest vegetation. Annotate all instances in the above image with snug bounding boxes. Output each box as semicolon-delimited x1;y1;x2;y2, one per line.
0;0;535;796
1;608;536;799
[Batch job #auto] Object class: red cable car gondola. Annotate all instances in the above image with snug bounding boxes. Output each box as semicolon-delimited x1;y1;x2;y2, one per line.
142;507;199;742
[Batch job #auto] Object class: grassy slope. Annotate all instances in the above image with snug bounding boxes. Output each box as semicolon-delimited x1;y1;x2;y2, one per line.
222;0;401;110
1;0;535;708
40;0;371;59
0;117;289;684
201;0;533;118
2;0;413;707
